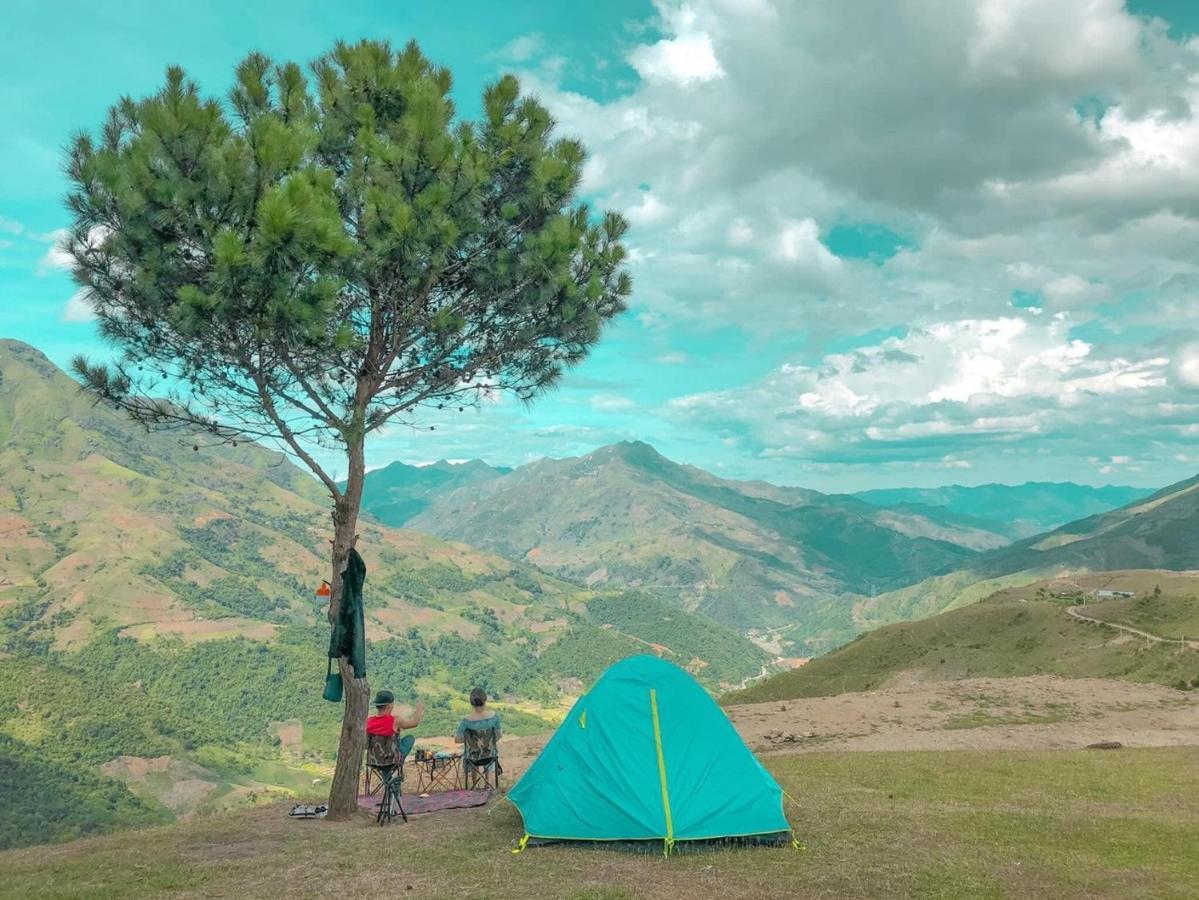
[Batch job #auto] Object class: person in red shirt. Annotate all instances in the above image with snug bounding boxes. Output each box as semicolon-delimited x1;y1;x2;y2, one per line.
366;689;425;744
364;689;423;817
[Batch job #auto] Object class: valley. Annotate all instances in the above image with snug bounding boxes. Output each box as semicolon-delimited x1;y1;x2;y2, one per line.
360;443;1168;658
2;337;1196;857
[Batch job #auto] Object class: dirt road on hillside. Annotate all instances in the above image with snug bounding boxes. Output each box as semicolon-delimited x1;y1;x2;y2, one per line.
492;676;1198;778
1067;606;1199;649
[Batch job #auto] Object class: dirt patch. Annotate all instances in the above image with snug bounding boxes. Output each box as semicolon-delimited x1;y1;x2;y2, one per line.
191;512;235;528
495;676;1199;776
119;618;278;643
528;617;567;634
101;755;223;814
726;675;1199;755
273;720;304;756
102;755;173;780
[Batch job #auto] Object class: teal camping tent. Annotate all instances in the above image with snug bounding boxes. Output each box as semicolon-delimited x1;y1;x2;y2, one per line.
509;655;790;851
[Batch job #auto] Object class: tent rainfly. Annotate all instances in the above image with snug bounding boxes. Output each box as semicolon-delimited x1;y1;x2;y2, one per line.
508;655;792;853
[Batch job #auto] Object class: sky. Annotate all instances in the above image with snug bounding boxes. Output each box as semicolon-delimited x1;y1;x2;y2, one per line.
3;0;1199;491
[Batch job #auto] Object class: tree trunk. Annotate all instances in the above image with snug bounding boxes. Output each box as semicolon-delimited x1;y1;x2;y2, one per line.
325;441;368;820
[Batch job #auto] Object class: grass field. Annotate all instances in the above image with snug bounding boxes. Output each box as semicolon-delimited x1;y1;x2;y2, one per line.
1081;594;1199;642
2;747;1196;899
725;596;1199;705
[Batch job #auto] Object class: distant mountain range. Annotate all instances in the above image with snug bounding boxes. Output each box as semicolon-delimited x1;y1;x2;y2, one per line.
0;340;764;686
359;442;1165;653
365;442;996;651
855;472;1199;630
853;482;1153;538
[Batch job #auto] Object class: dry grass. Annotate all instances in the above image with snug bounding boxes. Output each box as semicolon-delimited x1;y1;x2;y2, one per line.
2;747;1196;899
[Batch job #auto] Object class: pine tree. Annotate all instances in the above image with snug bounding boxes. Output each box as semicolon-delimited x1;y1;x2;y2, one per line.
63;39;631;818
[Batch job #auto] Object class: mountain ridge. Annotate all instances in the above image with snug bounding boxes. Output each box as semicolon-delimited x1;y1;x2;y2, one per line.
854;472;1199;631
853;481;1153;537
400;439;993;652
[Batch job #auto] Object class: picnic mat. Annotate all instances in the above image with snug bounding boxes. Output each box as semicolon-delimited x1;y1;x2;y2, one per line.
356;788;492;815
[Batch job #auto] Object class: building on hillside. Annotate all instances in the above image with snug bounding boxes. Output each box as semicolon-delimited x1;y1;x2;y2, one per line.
1094;590;1135;599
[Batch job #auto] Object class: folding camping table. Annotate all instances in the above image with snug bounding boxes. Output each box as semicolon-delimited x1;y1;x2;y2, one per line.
411;752;464;793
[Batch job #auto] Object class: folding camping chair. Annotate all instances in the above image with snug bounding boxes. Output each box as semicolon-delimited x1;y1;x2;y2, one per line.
462;726;502;791
364;733;413;825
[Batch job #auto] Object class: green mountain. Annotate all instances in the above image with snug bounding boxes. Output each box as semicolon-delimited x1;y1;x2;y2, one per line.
353;458;508;524
724;571;1199;705
0;338;578;656
0;339;767;849
855;474;1199;631
854;482;1153;538
405;441;994;652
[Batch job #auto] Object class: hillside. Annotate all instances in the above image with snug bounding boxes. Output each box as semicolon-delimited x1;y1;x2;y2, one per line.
404;441;997;652
725;572;1199;705
854;482;1152;538
854;474;1199;631
0;340;591;659
353;459;507;525
0;340;767;849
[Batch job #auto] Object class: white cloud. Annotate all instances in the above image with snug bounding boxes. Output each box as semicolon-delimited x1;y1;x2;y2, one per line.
666;316;1188;468
37;228;72;274
772;218;843;282
1041;274;1108;308
726;217;754;247
629;13;724;87
515;0;1199;339
625;192;671;227
490;33;544;63
1175;343;1199;388
968;0;1140;87
62;289;96;323
590;393;637;412
656;351;690;365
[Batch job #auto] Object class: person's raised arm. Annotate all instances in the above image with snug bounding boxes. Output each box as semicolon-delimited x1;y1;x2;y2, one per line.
395;701;425;730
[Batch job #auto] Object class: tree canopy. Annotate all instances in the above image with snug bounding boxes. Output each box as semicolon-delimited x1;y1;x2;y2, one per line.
66;38;631;494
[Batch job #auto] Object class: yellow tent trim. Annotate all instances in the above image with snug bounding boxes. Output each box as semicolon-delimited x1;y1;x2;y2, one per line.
649;688;674;852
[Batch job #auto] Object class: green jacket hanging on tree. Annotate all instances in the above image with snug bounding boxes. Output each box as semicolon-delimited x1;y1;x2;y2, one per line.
329;547;367;678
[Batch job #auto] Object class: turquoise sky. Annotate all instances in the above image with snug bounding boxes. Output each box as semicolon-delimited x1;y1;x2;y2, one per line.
3;0;1198;491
